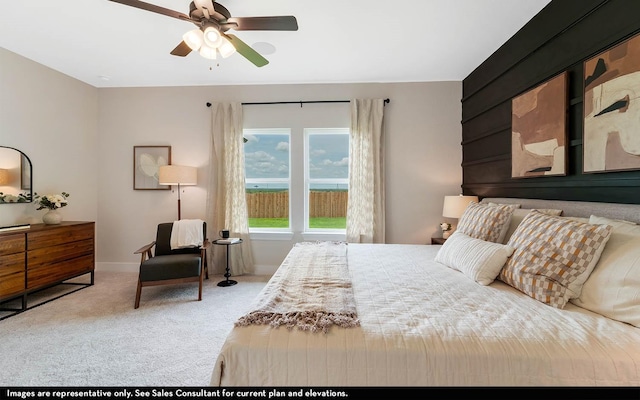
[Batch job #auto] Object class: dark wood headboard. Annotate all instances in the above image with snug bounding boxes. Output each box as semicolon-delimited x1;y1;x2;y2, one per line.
461;0;640;205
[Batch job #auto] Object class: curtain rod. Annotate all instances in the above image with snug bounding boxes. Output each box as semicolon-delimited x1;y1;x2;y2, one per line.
205;98;390;107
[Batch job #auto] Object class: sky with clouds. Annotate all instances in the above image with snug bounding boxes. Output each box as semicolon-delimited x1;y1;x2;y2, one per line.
244;131;349;182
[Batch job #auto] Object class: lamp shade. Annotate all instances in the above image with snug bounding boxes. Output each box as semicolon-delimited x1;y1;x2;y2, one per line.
442;195;479;218
218;36;236;58
199;43;217;59
203;26;222;48
158;165;197;186
183;28;204;51
0;169;9;185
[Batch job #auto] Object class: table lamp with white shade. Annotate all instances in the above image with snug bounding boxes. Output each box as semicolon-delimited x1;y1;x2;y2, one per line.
158;165;197;220
441;194;479;238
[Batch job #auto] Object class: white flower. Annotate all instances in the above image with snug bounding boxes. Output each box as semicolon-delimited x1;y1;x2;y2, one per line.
34;192;70;210
3;194;19;203
440;222;452;231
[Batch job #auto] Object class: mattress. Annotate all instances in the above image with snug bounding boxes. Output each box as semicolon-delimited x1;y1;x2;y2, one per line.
211;243;640;386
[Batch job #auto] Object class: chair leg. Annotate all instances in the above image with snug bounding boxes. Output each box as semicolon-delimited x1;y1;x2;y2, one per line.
135;277;142;309
198;269;204;301
204;252;209;280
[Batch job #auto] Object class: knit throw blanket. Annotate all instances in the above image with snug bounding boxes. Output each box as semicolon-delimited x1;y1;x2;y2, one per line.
235;241;360;334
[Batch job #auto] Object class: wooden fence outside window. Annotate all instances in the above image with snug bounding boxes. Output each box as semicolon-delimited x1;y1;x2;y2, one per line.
246;191;347;218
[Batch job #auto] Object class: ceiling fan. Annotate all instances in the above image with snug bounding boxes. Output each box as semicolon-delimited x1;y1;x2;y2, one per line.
108;0;298;67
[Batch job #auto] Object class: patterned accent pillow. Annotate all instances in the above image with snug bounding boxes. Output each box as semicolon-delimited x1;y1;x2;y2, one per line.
456;202;515;243
500;210;612;308
502;208;563;244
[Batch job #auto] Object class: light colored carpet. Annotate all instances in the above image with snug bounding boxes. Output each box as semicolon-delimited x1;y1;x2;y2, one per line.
0;270;268;386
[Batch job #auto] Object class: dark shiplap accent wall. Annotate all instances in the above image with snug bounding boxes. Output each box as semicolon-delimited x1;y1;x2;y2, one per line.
461;0;640;204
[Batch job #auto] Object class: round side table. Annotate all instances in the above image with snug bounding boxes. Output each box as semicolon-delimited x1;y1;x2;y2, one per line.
212;239;243;287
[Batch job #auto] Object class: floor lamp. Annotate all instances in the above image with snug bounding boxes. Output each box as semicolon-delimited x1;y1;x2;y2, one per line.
158;165;197;220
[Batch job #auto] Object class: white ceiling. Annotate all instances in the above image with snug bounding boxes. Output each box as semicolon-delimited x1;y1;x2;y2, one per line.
0;0;551;88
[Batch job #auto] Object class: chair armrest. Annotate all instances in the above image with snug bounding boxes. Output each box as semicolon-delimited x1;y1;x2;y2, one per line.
200;239;210;273
134;241;156;254
134;241;156;263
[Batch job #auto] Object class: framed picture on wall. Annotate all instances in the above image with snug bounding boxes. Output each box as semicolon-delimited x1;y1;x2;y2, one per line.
511;71;568;178
583;32;640;173
133;146;171;190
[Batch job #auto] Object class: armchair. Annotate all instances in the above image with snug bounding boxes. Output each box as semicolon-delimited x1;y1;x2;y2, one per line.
134;222;209;309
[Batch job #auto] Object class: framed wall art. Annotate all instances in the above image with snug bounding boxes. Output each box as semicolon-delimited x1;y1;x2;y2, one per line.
511;71;568;178
133;146;171;190
583;32;640;173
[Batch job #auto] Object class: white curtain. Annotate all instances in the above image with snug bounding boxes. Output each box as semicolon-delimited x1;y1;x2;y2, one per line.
206;102;254;275
346;99;385;243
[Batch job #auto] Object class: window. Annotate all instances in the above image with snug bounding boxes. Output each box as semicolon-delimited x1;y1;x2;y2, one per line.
305;128;349;231
244;127;349;235
244;129;291;230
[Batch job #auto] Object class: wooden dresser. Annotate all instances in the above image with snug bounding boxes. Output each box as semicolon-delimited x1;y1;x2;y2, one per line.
0;221;95;319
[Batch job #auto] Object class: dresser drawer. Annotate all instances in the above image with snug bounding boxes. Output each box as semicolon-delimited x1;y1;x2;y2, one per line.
0;252;24;273
27;254;94;290
0;253;25;299
27;223;94;250
0;233;25;256
27;239;94;269
0;271;25;299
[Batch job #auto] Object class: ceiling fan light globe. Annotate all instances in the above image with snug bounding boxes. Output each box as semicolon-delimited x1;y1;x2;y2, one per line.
183;29;204;51
219;37;236;58
203;26;222;48
199;44;217;59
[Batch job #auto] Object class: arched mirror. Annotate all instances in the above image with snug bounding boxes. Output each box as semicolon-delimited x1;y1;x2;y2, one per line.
0;146;32;203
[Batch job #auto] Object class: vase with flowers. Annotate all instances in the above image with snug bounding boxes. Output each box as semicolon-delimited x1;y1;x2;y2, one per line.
34;192;70;225
440;222;452;239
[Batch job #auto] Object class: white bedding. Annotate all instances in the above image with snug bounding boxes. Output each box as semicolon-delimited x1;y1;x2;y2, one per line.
211;244;640;386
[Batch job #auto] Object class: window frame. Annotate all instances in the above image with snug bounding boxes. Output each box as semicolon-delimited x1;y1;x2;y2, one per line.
243;127;349;242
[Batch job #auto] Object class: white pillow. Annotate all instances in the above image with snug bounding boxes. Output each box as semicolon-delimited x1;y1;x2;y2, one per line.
571;215;640;327
435;231;515;285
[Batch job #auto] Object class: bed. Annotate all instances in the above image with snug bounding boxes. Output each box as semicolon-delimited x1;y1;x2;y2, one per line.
211;198;640;386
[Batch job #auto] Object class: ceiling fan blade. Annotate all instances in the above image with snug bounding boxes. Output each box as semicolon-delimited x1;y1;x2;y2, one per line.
223;34;269;67
226;16;298;31
170;41;192;57
108;0;191;22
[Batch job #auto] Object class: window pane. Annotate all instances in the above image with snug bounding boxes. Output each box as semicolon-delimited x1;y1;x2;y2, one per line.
308;134;349;179
246;184;289;228
244;133;289;179
308;185;347;229
306;130;349;230
244;130;290;229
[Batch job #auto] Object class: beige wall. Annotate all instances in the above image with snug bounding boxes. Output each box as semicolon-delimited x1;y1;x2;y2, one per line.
2;48;463;274
0;48;98;228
